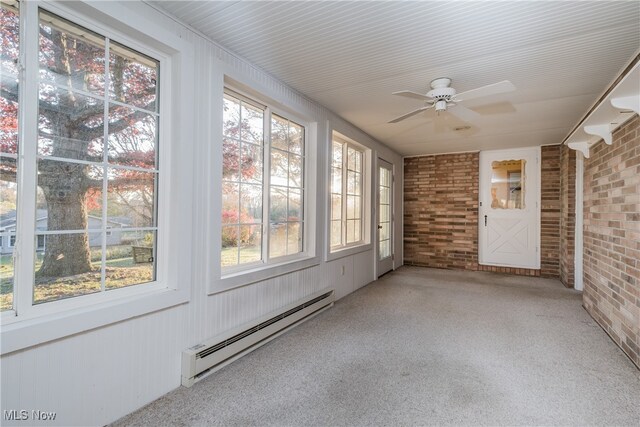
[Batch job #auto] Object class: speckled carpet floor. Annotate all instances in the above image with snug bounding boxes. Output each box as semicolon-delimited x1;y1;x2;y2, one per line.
114;266;640;426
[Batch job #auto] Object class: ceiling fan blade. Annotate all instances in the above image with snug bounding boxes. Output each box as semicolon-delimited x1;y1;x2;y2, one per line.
455;80;515;101
448;104;481;123
388;106;430;123
392;90;431;101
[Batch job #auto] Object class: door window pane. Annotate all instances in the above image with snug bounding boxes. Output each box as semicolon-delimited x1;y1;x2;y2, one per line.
491;160;525;209
378;165;392;260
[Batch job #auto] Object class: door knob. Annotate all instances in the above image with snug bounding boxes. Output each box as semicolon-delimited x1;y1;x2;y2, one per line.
484;215;487;226
378;225;383;229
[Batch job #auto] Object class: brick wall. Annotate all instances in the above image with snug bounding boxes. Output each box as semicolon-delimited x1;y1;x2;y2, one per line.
583;114;639;369
404;153;479;270
404;149;561;277
560;145;576;287
541;145;561;277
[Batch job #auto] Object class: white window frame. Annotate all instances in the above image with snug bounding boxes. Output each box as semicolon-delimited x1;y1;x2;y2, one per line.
209;67;319;294
327;132;372;261
220;87;311;271
1;0;193;355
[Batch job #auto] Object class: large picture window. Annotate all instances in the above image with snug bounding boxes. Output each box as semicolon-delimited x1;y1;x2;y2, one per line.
1;4;160;312
330;137;365;251
221;90;305;270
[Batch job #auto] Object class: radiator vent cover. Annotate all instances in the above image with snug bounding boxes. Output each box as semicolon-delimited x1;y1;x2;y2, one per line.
182;289;334;387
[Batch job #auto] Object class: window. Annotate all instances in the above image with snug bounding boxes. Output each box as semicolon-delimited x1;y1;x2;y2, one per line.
491;160;525;209
330;137;365;251
1;3;160;312
221;90;305;270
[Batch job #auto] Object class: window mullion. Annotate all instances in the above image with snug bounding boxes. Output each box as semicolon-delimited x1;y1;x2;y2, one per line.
14;1;40;316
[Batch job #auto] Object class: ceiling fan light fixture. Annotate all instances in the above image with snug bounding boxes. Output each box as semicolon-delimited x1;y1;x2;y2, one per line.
435;100;448;112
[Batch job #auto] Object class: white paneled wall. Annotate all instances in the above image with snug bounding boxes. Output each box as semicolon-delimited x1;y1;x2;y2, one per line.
0;2;403;426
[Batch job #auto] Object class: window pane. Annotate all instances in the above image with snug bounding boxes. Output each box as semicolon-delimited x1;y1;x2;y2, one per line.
379;239;390;259
105;230;155;290
223;95;240;137
331;194;342;221
269;223;287;258
239;225;261;264
380;186;389;204
287;222;301;255
346;219;355;243
221;226;239;267
269;187;287;222
347;171;361;195
332;142;342;167
240;103;263;144
33;232;102;304
288;122;303;155
331;167;342;194
353;219;361;242
109;41;158;112
288;189;302;222
380;222;390;240
491;160;525;209
240;143;262;184
222;182;239;224
288;154;302;188
107;168;156;228
222;93;266;268
37;84;104;162
240;184;262;223
347;195;361;220
222;138;240;181
107;104;157;169
270;149;288;186
0;230;14;311
39;11;106;96
0;140;18;309
271;115;288;151
330;220;342;247
1;0;19;157
37;160;103;231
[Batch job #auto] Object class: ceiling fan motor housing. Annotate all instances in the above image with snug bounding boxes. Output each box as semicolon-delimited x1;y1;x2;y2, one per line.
427;78;456;110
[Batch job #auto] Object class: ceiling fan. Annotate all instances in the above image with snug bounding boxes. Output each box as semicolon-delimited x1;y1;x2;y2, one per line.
389;77;515;124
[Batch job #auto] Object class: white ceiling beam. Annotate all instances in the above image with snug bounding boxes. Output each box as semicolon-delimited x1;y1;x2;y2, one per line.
610;95;640;115
583;124;612;145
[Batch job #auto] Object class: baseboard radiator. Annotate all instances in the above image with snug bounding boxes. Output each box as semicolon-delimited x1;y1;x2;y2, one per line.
181;289;334;387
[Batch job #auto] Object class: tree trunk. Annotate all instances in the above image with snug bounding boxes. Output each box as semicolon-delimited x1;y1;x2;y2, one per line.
37;161;93;278
36;31;94;279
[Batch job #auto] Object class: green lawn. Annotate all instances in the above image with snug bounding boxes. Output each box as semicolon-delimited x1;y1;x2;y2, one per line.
0;246;153;310
221;245;261;267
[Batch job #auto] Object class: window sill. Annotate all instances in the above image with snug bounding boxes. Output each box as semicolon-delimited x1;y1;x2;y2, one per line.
326;242;373;262
211;255;320;295
0;286;189;355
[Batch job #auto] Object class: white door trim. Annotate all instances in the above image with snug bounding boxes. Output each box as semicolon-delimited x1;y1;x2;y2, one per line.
478;146;541;269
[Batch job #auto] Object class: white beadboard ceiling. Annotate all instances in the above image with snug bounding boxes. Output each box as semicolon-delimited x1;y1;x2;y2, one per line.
151;1;640;156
